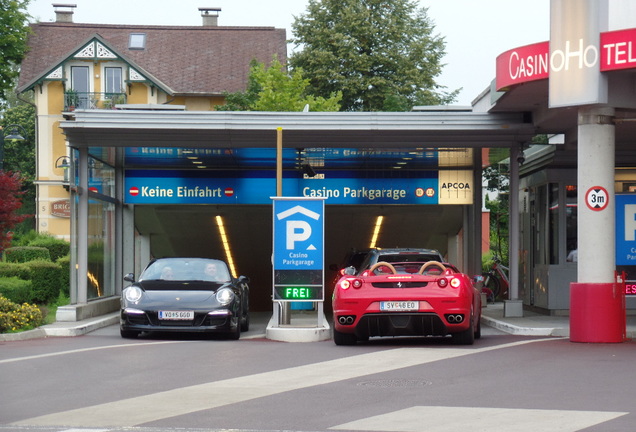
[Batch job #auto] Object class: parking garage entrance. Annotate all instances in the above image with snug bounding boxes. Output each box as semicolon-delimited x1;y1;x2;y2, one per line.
61;109;535;314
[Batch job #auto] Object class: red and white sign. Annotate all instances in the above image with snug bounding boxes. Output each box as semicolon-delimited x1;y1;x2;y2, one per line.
496;28;636;92
129;186;139;196
585;186;609;211
496;41;550;91
224;187;234;197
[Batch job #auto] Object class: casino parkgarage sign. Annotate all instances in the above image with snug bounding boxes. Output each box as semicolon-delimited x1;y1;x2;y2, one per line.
124;170;474;205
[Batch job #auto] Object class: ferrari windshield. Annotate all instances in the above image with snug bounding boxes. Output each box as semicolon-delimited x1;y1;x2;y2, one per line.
139;258;231;282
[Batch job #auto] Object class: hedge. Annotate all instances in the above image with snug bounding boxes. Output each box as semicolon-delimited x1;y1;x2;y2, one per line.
24;260;61;304
28;237;70;262
57;255;71;297
0;262;32;280
0;277;33;304
4;246;51;263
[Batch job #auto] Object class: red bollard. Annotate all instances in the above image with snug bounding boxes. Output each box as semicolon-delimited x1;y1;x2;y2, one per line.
570;280;626;343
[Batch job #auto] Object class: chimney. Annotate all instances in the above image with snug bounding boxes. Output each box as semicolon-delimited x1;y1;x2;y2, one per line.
199;7;221;26
53;3;77;23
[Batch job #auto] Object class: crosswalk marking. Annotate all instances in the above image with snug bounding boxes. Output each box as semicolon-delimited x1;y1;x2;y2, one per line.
13;339;553;428
330;406;628;432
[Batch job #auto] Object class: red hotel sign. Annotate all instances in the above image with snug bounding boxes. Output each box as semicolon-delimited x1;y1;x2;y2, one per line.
50;200;71;218
495;28;636;91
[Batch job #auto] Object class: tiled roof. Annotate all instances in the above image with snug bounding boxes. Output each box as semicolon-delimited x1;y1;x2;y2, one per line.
18;22;287;95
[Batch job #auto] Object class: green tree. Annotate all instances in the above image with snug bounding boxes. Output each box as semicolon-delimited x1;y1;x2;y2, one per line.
0;0;31;104
219;58;341;112
289;0;459;111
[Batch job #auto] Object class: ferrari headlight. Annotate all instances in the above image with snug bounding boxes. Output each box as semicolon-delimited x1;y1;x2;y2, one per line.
216;288;235;305
124;286;143;303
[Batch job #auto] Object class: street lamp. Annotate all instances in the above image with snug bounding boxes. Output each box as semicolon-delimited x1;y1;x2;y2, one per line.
0;124;27;170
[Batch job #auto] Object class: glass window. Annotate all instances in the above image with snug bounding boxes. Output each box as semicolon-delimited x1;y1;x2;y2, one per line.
104;67;123;95
71;66;90;109
87;200;116;299
129;33;146;49
566;185;578;262
549;183;559;264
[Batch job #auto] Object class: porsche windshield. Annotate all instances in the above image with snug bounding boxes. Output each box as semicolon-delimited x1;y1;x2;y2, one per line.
140;258;231;282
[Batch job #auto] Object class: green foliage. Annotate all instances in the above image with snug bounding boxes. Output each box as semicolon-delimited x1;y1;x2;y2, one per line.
218;57;341;112
57;254;70;296
289;0;459;111
24;259;60;303
0;261;31;279
29;237;70;261
0;295;44;333
0;0;31;103
0;276;31;303
4;245;50;262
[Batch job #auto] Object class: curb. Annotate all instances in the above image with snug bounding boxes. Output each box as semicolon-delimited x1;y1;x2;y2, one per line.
0;313;119;342
481;316;568;337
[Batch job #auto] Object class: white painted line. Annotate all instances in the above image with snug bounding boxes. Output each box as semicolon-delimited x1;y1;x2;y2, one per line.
12;339;552;428
330;406;628;432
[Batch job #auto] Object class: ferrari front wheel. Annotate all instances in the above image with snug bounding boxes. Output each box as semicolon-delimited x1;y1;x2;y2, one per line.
333;328;357;345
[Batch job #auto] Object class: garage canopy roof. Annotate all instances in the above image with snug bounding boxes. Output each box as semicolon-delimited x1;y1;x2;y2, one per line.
61;108;537;150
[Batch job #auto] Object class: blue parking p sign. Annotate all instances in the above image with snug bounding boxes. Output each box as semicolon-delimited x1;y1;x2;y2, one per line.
273;198;324;270
272;197;325;301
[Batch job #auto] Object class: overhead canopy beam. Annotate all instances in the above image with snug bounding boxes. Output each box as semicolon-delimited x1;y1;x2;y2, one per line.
61;110;537;149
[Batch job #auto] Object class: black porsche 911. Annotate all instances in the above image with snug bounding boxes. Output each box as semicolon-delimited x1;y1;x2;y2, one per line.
119;257;250;339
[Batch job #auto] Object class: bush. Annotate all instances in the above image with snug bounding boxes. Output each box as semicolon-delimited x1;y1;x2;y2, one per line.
24;260;61;304
0;261;31;280
0;277;32;304
4;246;50;263
0;295;44;333
57;255;71;297
29;237;70;261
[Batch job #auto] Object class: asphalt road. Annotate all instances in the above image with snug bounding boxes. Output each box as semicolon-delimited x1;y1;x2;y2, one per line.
1;322;635;432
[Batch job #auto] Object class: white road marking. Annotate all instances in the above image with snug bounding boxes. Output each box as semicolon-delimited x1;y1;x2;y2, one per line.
330;406;628;432
0;341;189;365
13;339;553;428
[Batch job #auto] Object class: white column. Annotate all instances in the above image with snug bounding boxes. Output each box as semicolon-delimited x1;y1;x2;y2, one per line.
577;106;615;283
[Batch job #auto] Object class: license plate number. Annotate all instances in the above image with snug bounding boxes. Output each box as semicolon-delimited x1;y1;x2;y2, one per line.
159;310;194;320
380;301;419;311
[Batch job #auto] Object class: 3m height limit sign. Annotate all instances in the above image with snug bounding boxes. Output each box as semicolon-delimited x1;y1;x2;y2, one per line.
272;197;325;302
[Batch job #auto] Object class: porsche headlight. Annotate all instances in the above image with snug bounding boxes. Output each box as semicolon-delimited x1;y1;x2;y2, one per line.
124;286;143;303
216;288;235;305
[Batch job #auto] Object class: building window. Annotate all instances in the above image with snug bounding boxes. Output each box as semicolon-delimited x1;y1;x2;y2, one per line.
104;67;123;95
129;33;146;50
70;66;91;109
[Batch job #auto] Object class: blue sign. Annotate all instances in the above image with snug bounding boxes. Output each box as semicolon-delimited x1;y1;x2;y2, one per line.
616;194;636;265
273;198;324;270
124;170;442;205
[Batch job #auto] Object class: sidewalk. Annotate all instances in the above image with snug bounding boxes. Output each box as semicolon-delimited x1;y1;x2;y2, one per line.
2;305;635;341
481;302;636;339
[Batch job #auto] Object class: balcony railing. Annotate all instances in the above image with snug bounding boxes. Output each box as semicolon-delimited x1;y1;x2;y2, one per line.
64;92;127;111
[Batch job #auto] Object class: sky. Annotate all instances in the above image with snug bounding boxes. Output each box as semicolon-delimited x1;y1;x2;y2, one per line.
25;0;550;106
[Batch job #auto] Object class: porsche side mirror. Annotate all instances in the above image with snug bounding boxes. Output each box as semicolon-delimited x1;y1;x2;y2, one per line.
124;273;135;282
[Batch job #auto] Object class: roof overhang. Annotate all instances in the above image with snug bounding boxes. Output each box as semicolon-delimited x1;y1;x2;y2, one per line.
60;109;537;150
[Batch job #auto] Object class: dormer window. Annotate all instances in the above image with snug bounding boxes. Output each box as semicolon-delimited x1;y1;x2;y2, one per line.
129;33;146;50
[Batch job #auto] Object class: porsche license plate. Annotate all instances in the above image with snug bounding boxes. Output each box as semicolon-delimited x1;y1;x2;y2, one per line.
159;310;194;320
380;301;419;311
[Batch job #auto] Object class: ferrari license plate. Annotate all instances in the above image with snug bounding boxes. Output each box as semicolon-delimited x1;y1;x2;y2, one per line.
380;301;419;311
159;310;194;320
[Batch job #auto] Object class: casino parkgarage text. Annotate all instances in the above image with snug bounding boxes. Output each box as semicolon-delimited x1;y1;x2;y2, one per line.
303;186;406;200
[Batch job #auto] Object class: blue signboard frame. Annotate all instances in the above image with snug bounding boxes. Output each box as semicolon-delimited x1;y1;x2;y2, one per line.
272;197;325;302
